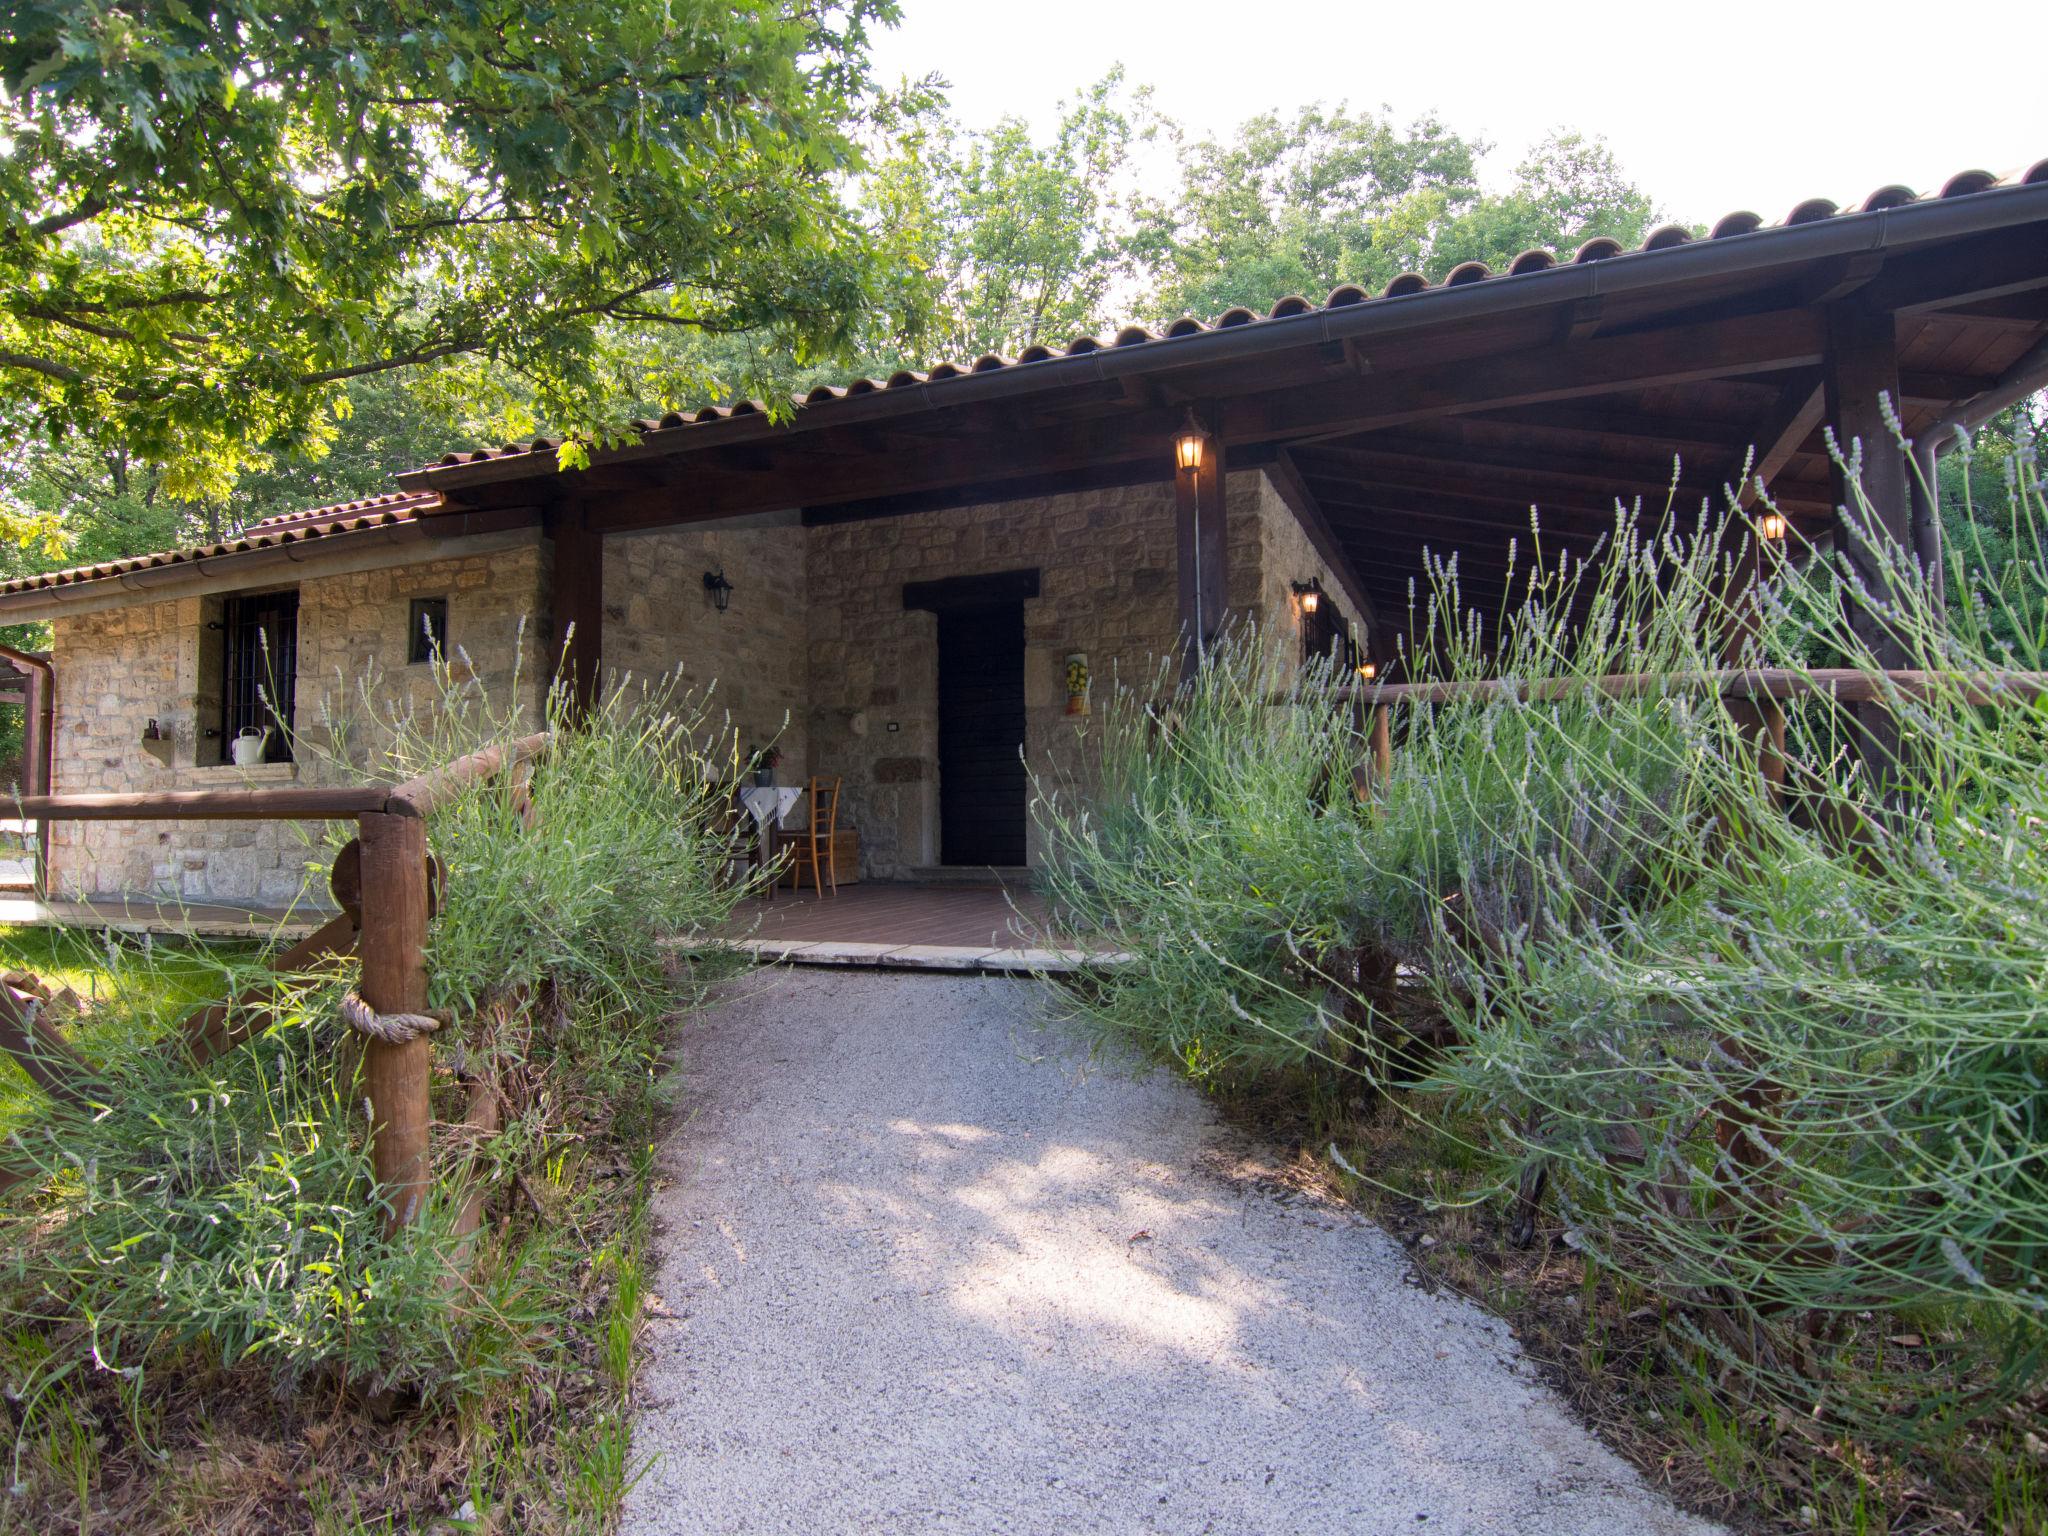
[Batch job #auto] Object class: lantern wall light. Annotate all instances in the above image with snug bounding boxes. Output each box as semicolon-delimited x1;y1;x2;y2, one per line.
1355;659;1377;682
1174;410;1206;473
1291;578;1323;615
1757;512;1788;542
703;567;735;612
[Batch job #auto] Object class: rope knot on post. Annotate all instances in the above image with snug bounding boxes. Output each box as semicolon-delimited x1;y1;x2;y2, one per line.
340;988;450;1045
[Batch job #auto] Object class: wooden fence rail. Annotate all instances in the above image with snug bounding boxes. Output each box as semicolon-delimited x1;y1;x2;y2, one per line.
1324;667;2048;710
0;731;552;1233
1313;667;2048;797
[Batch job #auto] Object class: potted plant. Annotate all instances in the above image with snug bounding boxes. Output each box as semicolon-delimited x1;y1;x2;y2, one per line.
748;745;780;787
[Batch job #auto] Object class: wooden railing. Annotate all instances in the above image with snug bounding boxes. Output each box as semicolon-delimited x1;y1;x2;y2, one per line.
1336;668;2048;791
0;731;551;1232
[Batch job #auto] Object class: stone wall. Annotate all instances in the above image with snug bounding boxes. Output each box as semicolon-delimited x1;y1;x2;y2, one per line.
804;471;1275;877
47;534;548;904
602;517;808;778
1254;472;1373;674
41;466;1356;896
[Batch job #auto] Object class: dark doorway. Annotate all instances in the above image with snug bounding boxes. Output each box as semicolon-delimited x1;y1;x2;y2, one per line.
936;605;1026;866
907;569;1037;868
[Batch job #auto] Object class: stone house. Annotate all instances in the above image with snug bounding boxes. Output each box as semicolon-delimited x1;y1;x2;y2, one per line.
2;158;2045;905
1;471;1355;904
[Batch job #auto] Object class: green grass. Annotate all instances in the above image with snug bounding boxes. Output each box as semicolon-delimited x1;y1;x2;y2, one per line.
0;925;262;1130
0;660;757;1532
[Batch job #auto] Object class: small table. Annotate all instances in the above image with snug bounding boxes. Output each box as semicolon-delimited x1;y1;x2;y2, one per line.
738;784;804;885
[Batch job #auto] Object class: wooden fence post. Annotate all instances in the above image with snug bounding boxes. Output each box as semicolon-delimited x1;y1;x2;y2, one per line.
1370;704;1392;784
0;984;93;1108
356;809;432;1234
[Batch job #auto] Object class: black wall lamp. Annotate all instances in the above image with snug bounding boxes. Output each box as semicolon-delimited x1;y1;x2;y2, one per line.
703;567;734;612
1291;578;1324;615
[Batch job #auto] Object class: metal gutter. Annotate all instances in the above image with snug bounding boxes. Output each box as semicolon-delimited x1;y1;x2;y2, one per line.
1908;333;2048;600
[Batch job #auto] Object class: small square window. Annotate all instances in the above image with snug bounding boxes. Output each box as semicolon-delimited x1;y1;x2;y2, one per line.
409;597;449;664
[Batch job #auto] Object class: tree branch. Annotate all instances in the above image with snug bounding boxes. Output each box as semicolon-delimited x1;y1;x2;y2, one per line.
8;195;109;243
0;350;86;386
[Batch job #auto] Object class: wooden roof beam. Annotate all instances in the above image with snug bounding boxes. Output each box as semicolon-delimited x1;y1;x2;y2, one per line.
1294;449;1715;516
1465;403;1747;459
583;405;1186;531
1304;474;1622;529
1864;226;2048;314
1735;373;1828;505
1228;307;1828;446
1300;437;1706;504
1324;501;1634;548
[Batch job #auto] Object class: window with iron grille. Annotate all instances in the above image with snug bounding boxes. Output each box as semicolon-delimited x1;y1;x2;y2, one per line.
409;596;448;664
219;590;298;764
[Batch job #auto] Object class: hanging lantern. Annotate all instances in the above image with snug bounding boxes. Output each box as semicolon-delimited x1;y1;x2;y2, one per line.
703;568;735;612
1174;409;1205;473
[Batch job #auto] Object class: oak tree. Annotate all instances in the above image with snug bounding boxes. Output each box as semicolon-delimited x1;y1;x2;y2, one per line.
0;0;902;493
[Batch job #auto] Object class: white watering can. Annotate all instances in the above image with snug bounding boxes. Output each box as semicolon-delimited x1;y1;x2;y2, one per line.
230;726;270;767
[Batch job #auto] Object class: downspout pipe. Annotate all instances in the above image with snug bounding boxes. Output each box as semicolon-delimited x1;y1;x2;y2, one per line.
0;644;54;897
1909;333;2048;610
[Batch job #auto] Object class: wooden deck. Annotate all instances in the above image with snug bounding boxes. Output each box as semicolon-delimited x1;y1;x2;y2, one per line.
714;881;1120;973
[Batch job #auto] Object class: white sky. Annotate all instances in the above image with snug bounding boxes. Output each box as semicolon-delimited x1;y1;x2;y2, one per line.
869;0;2046;231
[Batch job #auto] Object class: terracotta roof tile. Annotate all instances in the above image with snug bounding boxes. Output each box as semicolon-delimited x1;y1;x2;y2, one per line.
0;490;441;597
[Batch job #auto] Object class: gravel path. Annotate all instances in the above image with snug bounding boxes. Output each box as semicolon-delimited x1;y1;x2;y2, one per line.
623;969;1721;1536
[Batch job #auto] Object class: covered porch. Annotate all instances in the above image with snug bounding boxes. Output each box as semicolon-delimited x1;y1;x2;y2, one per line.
408;164;2048;709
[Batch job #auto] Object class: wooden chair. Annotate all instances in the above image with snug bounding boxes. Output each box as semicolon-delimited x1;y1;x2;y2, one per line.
783;776;841;897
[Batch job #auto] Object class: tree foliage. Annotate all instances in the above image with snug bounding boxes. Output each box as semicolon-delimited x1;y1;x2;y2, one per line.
1136;117;1659;319
853;85;1662;360
0;29;1673;573
859;71;1155;361
1936;400;2048;654
0;0;904;493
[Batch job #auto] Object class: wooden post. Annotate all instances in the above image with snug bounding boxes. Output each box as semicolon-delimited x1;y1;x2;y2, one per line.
27;663;50;896
1174;411;1228;678
547;501;605;719
0;984;93;1108
1823;300;1914;794
1718;525;1788;809
356;810;432;1233
1824;300;1914;669
1370;704;1392;784
1908;437;1947;613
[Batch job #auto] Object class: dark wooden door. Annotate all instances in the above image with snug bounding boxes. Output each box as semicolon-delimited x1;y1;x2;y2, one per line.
936;603;1026;866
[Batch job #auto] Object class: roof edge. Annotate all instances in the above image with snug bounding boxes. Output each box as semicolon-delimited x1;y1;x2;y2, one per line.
398;178;2048;498
0;509;537;621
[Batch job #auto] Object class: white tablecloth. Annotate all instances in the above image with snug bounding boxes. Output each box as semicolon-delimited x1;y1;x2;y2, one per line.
738;785;804;873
